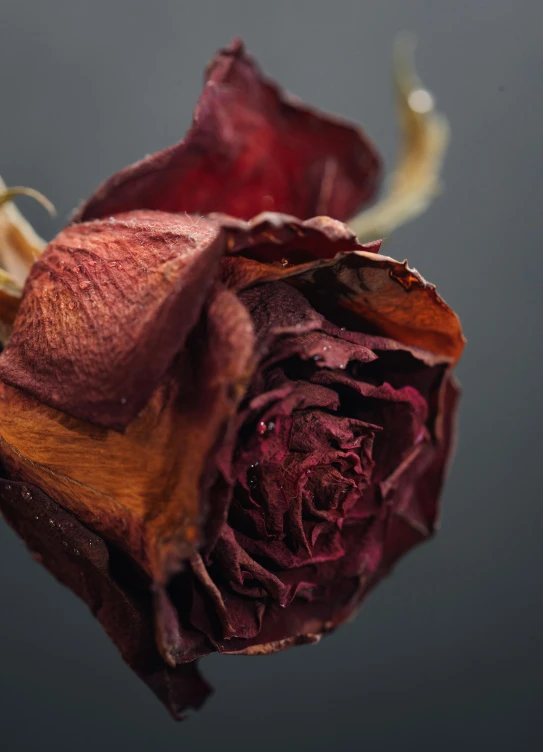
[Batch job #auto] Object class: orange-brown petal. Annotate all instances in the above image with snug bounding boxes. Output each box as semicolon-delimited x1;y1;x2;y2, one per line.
219;213;464;363
0;286;255;584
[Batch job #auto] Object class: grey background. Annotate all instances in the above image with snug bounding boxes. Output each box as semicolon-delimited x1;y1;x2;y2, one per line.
1;0;542;750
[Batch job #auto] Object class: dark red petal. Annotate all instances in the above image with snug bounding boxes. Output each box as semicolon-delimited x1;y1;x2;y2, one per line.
75;40;380;224
0;211;223;431
377;374;460;571
212;376;459;655
0;479;211;720
216;578;362;656
177;281;460;655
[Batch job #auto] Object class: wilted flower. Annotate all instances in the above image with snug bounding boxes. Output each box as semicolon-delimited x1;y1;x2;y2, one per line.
0;40;463;718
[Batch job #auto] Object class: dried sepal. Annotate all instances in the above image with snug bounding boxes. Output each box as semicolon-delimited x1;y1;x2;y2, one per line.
0;178;55;340
0;184;55;215
0;178;53;285
349;36;449;242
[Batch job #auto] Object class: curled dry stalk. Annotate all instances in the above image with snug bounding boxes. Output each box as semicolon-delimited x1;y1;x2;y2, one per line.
0;179;55;340
349;35;449;243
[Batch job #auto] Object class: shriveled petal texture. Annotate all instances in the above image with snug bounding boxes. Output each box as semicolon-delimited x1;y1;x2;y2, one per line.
374;375;459;576
0;210;224;431
0;276;255;584
75;40;380;224
0;479;211;720
0;177;48;286
145;283;459;660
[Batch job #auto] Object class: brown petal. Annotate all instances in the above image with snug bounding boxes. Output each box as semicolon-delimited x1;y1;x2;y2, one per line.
0;479;211;720
75;40;380;224
293;250;465;363
0;210;223;431
0;286;255;584
220;213;464;363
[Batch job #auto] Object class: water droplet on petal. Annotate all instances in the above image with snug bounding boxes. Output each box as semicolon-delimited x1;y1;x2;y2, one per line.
247;462;260;490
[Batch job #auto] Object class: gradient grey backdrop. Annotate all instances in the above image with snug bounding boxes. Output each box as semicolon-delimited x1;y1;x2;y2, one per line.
1;1;542;750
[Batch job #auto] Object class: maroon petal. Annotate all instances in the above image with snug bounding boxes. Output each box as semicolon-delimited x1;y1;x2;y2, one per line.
377;375;461;572
0;478;211;720
75;40;380;224
0;210;223;431
208;369;458;656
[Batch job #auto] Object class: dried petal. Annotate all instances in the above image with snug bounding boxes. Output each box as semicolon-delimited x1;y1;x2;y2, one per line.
0;211;224;430
218;212;464;363
0;479;211;720
75;40;380;224
155;282;460;658
0;284;255;583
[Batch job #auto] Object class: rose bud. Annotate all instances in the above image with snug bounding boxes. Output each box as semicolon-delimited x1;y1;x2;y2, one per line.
0;39;463;718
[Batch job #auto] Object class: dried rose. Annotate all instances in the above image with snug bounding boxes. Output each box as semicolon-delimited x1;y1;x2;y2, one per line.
0;40;463;718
